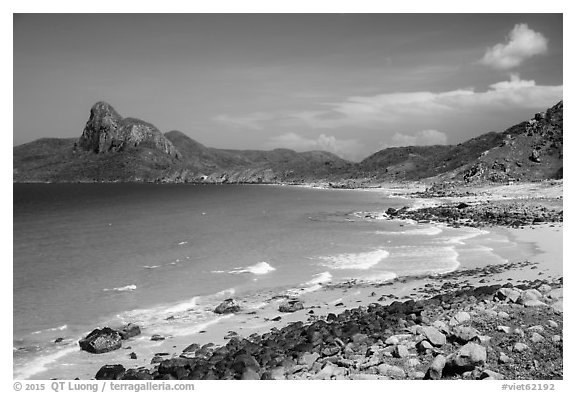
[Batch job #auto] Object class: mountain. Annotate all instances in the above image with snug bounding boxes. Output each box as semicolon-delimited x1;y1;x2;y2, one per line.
13;102;352;183
356;100;563;183
13;100;562;184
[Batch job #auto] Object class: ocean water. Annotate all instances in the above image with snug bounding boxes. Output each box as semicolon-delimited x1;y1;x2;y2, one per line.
13;183;527;378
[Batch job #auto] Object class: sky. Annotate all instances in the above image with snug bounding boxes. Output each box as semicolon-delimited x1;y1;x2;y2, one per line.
13;14;563;161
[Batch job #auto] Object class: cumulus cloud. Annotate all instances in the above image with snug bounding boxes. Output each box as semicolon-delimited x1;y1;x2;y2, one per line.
264;132;366;161
388;129;448;147
293;75;561;129
481;24;548;70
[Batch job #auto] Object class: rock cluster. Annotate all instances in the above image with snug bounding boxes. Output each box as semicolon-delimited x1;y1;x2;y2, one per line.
94;278;562;380
79;324;141;354
385;202;562;228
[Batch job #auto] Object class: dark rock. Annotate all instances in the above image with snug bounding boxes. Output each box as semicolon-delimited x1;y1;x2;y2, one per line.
150;334;165;341
95;364;126;380
129;352;137;360
79;327;122;354
54;337;64;343
278;299;304;313
457;202;469;209
214;298;241;314
118;323;141;340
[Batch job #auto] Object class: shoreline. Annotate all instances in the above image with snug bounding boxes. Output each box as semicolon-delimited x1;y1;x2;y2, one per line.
14;182;563;380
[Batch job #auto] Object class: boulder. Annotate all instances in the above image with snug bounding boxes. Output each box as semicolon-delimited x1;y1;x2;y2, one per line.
531;333;545;343
513;343;529;352
518;289;543;305
451;326;480;344
447;343;486;373
79;327;122;354
538;284;552;294
481;370;504;380
377;363;406;379
279;299;304;313
150;334;165;341
118;323;141;340
496;288;521;303
393;345;409;358
498;352;511;364
298;352;320;367
214;298;241;314
523;299;547;307
548;320;559;329
95;364;126;380
449;311;471;326
425;354;446;380
420;326;446;347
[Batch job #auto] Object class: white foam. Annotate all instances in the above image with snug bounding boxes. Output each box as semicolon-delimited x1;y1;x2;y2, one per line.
142;265;159;269
391;245;460;274
286;271;334;296
178;241;188;245
443;228;490;245
306;271;333;285
30;325;68;335
103;284;137;292
360;271;398;283
14;346;77;379
229;261;276;275
317;249;389;270
376;226;443;236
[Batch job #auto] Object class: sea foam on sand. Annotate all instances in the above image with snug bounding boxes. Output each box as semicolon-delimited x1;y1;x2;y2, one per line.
317;249;389;270
228;261;276;275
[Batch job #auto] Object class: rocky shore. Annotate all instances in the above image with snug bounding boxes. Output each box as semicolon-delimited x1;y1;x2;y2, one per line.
384;201;563;228
90;261;562;380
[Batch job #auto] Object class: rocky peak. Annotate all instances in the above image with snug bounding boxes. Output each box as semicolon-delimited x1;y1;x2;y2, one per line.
78;101;180;158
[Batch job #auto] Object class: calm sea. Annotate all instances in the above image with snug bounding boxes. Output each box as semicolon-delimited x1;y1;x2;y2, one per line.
13;183;524;378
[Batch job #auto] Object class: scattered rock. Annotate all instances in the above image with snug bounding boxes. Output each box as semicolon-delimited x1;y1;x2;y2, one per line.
118;323;141;340
450;311;471;326
425;354;446;380
452;326;480;343
95;364;125;380
548;320;559;328
393;345;410;358
279;299;304;313
447;343;486;373
420;326;446;347
498;352;511;364
531;333;545;343
377;363;406;379
214;298;241;314
481;370;504;380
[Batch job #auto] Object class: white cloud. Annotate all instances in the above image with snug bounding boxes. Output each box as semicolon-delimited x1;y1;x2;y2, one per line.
481;24;548;70
265;132;366;161
388;129;448;147
295;75;561;129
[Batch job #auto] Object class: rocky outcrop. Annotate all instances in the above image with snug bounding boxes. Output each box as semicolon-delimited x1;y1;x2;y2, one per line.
214;299;241;314
79;327;122;354
78;102;180;158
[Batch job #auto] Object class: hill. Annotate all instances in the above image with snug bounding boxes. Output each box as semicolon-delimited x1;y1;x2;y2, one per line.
13;100;562;184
